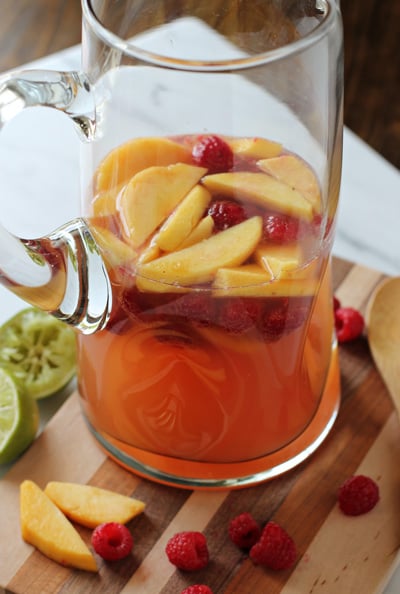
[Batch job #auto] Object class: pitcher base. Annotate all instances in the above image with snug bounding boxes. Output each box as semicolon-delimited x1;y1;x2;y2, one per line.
83;347;340;490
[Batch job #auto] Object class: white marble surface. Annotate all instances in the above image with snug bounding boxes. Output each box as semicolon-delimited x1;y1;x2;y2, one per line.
0;45;400;593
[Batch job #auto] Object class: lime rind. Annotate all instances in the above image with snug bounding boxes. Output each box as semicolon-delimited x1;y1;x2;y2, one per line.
0;308;77;400
0;367;39;464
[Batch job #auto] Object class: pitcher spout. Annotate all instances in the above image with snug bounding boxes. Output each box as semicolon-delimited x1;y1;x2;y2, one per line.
0;219;111;334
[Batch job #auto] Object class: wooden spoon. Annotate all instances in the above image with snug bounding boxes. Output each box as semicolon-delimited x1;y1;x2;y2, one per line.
366;277;400;413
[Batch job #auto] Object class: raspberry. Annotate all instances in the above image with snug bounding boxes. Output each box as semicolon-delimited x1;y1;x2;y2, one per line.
337;475;380;516
333;296;341;311
218;299;261;333
166;531;209;571
107;285;143;333
249;521;297;571
172;293;213;325
180;586;214;594
261;300;310;340
334;306;364;342
262;213;299;243
208;199;247;230
91;522;133;561
228;512;261;549
192;135;234;173
260;299;289;340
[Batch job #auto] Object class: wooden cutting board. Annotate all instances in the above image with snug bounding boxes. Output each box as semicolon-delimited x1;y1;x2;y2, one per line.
1;257;400;594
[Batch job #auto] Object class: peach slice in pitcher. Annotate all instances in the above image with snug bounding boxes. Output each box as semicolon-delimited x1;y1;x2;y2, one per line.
202;172;314;221
212;263;317;297
213;263;273;296
118;163;207;249
154;184;212;252
257;154;322;212
228;137;282;159
95;136;192;192
177;214;214;249
255;243;303;278
91;184;125;217
90;225;137;268
136;216;262;291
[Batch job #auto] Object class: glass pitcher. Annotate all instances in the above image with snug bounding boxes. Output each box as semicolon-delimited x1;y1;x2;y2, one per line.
0;0;343;488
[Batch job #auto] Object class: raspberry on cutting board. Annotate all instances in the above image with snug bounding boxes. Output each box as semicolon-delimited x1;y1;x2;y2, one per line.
228;512;261;549
337;475;380;516
180;586;214;594
334;306;364;342
91;522;133;561
249;521;297;570
166;531;209;571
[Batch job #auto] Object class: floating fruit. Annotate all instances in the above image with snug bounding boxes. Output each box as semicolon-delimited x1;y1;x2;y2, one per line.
177;215;214;249
95;136;192;192
202;172;314;221
228;137;282;159
155;184;212;251
136;216;262;291
257;154;321;212
119;163;207;248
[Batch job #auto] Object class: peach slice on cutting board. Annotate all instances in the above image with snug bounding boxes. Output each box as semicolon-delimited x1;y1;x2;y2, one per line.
136;216;262;291
119;163;207;249
95;136;192;192
44;482;145;529
202;172;314;221
257;154;322;213
20;480;97;572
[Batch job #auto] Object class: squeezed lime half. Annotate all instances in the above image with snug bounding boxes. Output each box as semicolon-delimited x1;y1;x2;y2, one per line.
0;308;77;399
0;367;39;464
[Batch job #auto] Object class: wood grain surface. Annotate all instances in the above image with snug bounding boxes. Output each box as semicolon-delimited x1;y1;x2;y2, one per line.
0;4;399;592
0;0;398;169
1;257;400;594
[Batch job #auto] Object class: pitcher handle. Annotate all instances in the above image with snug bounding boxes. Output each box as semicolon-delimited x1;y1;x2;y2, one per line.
0;69;111;334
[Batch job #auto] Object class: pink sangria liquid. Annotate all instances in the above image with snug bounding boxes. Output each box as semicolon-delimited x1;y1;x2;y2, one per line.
77;134;340;488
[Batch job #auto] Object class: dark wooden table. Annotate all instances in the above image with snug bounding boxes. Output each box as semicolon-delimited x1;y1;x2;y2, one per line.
0;0;399;169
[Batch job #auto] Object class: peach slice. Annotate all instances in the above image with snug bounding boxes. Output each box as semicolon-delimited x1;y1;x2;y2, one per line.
177;214;214;249
136;216;262;291
202;172;314;221
118;163;207;249
255;243;303;278
213;264;273;296
228;137;282;159
20;480;97;572
212;263;317;297
44;482;145;529
91;184;125;217
95;137;191;192
155;185;212;251
90;225;137;268
138;240;161;264
257;154;321;212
